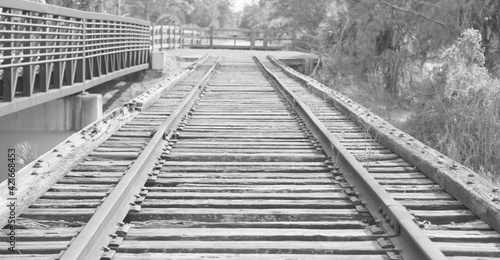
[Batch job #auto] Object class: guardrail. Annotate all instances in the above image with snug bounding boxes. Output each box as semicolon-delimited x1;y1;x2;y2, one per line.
153;27;295;50
151;24;186;51
294;33;321;52
0;0;150;117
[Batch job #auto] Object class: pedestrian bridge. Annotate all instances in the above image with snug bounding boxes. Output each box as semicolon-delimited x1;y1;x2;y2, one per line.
0;0;305;121
0;1;150;118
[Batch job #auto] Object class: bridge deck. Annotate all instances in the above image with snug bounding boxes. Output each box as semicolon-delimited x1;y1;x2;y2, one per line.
0;53;499;259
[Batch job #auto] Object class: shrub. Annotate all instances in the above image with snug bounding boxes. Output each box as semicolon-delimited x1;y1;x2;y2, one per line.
405;29;500;181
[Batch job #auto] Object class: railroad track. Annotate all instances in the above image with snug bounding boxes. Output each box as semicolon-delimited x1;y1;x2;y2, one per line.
1;55;499;260
259;56;500;259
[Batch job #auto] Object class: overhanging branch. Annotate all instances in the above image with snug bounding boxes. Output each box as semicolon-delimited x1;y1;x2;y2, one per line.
377;0;449;28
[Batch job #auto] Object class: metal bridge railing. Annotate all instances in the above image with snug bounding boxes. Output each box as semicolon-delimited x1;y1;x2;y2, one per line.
0;0;150;116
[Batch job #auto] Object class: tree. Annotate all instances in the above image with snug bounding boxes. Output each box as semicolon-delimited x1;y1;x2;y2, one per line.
45;0;102;11
239;2;273;29
456;0;500;73
187;0;235;28
271;0;330;33
122;0;193;24
239;0;329;32
216;0;235;28
318;0;468;94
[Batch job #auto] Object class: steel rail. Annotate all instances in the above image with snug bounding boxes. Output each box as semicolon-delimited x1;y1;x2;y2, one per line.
254;56;447;260
59;56;222;260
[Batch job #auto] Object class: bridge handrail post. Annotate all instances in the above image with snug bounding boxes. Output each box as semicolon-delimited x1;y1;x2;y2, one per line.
263;29;269;50
151;23;155;51
209;26;214;49
180;25;184;49
160;24;164;51
2;8;14;102
81;17;86;88
250;29;255;50
167;23;171;49
173;23;176;49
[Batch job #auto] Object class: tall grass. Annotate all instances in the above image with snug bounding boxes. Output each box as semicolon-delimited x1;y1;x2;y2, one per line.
14;140;39;166
405;29;500;181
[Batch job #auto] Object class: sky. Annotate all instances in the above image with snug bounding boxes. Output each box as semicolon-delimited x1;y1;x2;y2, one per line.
232;0;255;12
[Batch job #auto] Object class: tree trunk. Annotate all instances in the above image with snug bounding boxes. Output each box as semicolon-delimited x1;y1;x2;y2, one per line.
383;58;400;95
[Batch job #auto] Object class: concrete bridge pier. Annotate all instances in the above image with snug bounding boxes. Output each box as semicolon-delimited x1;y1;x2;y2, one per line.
0;93;102;132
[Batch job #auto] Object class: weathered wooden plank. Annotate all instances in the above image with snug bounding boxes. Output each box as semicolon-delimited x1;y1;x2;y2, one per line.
163;161;326;166
355;154;401;161
124;228;377;240
192;112;292;116
398;199;465;210
383;185;443;193
0;255;59;260
173;144;316;149
370;173;428;179
177;132;308;139
71;165;130;172
130;220;369;229
412;209;479;224
376;179;436;185
153;178;334;185
160;166;331;173
128;208;367;222
141;199;352;208
50;184;113;192
173;140;314;146
365;167;419;173
157;172;332;179
113;253;389;260
57;177;121;184
115;241;388;254
0;228;79;241
20;208;96;221
98;142;145;148
88;151;140;159
436;242;500;257
77;160;132;166
145;192;347;199
390;193;454;200
41;191;108;199
31;199;101;208
65;171;124;178
433;220;493;231
145;185;342;193
164;153;325;162
94;147;142;152
112;131;155;138
0;241;69;254
169;148;321;154
107;137;150;142
425;230;500;242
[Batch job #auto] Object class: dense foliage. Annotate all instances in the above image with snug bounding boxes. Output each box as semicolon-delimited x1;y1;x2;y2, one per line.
38;0;236;28
406;29;500;178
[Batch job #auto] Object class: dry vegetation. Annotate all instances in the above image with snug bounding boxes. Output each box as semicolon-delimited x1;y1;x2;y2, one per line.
318;29;500;183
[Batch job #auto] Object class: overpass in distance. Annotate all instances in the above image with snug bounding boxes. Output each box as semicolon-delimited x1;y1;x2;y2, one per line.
0;1;499;260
